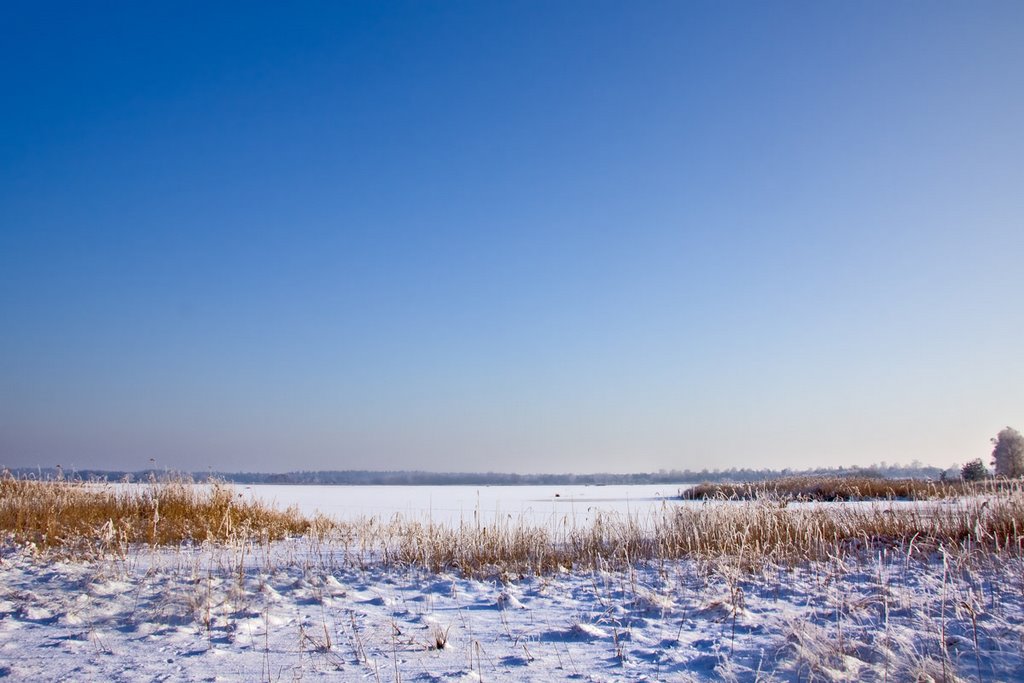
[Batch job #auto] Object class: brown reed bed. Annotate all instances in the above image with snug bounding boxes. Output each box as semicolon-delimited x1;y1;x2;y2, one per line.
0;475;310;552
680;476;997;501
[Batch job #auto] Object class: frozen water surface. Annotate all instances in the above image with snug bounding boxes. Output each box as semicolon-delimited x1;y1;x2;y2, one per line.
237;483;690;525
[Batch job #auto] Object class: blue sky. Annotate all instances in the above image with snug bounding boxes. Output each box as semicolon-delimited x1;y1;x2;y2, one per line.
2;2;1022;473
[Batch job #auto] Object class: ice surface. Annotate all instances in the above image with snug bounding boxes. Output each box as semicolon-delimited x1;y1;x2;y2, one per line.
237;483;688;525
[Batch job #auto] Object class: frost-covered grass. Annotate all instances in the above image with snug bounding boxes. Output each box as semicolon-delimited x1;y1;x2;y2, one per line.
2;478;1024;680
328;481;1024;575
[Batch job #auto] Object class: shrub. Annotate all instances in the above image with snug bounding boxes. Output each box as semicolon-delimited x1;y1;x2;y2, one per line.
961;459;989;482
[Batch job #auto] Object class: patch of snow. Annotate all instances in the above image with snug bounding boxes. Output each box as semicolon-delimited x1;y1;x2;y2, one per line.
1;536;1022;681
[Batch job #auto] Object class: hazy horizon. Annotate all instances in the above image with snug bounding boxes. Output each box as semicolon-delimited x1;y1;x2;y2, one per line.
3;2;1022;474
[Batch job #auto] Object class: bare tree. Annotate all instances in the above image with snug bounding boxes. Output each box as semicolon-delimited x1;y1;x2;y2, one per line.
991;427;1024;478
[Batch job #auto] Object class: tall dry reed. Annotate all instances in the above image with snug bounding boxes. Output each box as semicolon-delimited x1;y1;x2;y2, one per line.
0;475;310;551
338;484;1024;575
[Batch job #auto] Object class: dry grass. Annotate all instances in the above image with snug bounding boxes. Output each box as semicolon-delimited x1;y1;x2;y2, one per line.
0;474;311;552
4;473;1024;578
681;476;995;501
342;482;1024;575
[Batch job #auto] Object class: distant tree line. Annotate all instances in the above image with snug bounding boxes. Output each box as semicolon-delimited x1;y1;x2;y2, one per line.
9;428;1020;485
5;463;947;486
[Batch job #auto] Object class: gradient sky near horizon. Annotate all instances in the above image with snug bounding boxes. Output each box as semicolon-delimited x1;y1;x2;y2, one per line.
2;2;1023;474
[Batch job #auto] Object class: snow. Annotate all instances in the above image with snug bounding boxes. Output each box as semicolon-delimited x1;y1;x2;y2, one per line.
2;486;1023;681
3;538;1023;680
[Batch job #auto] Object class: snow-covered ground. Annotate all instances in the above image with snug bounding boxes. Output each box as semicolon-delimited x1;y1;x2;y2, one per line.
3;486;1022;681
2;533;1023;682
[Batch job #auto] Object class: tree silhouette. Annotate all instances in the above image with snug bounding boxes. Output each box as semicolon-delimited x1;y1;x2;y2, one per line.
960;458;988;482
991;427;1024;478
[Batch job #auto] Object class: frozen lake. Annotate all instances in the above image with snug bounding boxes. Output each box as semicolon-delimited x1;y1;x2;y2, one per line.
232;482;975;528
235;483;692;526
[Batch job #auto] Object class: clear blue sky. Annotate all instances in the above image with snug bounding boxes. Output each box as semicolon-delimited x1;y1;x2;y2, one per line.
2;2;1022;474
